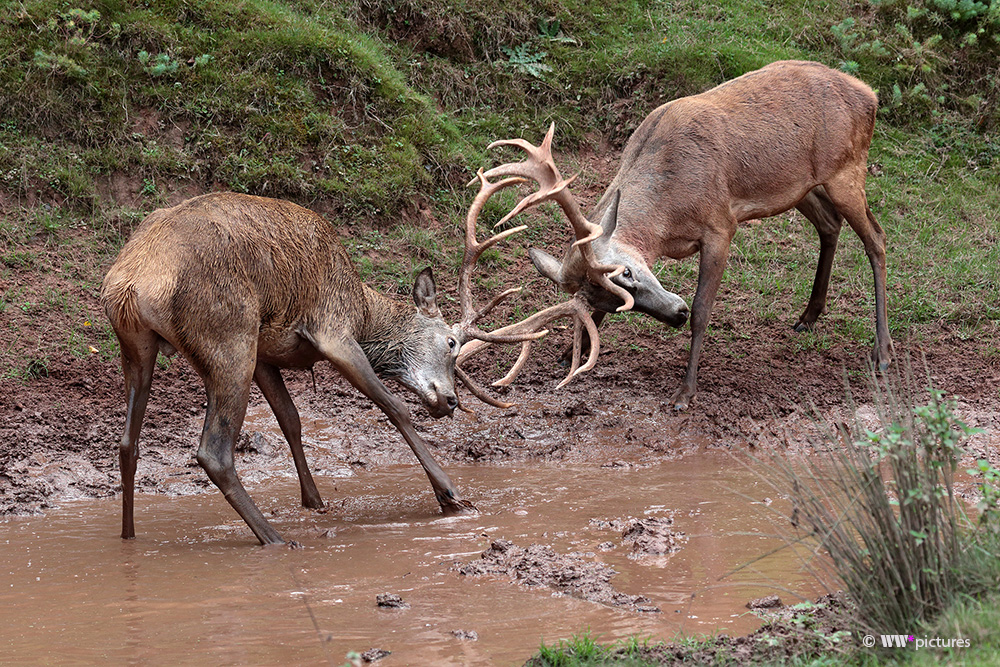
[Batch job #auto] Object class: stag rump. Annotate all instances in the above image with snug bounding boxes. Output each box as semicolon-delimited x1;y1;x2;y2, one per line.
528;60;894;409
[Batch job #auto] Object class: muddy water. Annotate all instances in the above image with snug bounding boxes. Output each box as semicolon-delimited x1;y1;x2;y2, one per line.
0;449;825;666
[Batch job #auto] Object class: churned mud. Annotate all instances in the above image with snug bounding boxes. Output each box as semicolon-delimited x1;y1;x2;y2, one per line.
455;539;661;612
3;329;999;516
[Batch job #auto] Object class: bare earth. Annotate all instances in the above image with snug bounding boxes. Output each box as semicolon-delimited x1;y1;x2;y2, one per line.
4;145;1000;515
3;321;999;516
3;151;1000;666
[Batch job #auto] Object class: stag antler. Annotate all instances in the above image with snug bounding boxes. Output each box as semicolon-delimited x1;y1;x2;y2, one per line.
450;170;548;409
454;124;631;405
481;123;634;313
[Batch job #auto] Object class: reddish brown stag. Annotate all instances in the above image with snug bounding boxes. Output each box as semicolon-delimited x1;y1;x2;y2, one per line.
102;191;554;546
528;60;894;409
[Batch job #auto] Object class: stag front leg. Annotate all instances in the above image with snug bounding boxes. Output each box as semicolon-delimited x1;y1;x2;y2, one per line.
254;362;323;509
672;232;732;411
314;335;475;515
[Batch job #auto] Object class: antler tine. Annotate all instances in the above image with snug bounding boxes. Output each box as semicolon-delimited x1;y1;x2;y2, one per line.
457;293;601;390
480;124;635;313
457;171;532;330
454;365;514;410
557;303;602;388
492;340;534;387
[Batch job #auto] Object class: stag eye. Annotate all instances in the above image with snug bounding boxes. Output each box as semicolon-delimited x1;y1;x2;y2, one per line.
622;268;632;279
448;337;458;350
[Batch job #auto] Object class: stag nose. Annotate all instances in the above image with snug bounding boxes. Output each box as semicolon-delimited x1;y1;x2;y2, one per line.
428;382;459;417
674;303;690;326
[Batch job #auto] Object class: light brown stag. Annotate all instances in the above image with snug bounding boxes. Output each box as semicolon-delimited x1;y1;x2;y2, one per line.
527;60;894;409
101;178;620;545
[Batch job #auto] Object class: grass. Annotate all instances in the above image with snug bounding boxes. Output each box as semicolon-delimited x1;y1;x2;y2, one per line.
0;0;996;380
2;2;999;661
906;595;1000;666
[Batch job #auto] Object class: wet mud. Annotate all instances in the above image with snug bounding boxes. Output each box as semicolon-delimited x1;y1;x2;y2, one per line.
455;539;661;613
0;457;828;665
5;332;999;517
3;237;1000;663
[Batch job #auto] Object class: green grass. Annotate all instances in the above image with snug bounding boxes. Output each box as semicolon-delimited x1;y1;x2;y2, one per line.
906;595;1000;666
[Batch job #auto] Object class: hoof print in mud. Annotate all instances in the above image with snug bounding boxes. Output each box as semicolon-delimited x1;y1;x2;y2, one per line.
375;593;409;609
455;539;659;613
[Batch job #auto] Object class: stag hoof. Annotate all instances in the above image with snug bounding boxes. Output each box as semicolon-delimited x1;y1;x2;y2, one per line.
792;320;814;333
872;345;893;372
302;497;325;511
261;539;303;550
439;496;478;516
670;387;694;411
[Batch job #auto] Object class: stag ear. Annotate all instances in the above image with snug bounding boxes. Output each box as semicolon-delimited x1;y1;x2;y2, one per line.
597;189;621;240
412;267;441;318
529;248;564;287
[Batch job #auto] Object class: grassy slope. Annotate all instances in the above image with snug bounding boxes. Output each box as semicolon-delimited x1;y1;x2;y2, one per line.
3;0;999;379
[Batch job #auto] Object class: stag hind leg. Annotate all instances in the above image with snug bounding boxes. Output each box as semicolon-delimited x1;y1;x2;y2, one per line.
115;329;159;539
190;338;287;545
253;362;323;509
822;174;894;370
794;186;844;331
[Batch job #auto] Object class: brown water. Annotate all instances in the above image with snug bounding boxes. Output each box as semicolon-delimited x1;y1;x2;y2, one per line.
0;450;826;666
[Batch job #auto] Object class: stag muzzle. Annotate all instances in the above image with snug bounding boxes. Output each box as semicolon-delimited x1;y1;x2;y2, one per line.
425;382;460;419
580;281;689;327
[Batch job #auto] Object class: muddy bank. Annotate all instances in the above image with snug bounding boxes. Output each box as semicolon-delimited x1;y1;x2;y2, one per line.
521;593;855;667
3;329;999;516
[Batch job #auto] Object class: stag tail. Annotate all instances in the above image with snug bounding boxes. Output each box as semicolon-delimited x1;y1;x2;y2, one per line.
101;279;143;332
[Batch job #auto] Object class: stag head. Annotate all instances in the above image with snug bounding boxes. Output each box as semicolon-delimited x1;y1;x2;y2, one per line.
527;189;690;327
453;124;635;408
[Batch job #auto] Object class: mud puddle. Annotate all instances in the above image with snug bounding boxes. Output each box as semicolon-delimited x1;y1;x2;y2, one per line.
0;450;827;666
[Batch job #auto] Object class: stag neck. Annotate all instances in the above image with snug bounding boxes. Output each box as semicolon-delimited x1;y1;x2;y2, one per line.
355;285;421;378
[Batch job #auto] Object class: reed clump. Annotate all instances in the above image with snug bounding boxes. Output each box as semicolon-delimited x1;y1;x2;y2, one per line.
771;364;1000;644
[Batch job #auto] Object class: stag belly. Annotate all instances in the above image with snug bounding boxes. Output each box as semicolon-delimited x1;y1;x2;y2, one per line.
256;324;323;368
729;183;817;222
